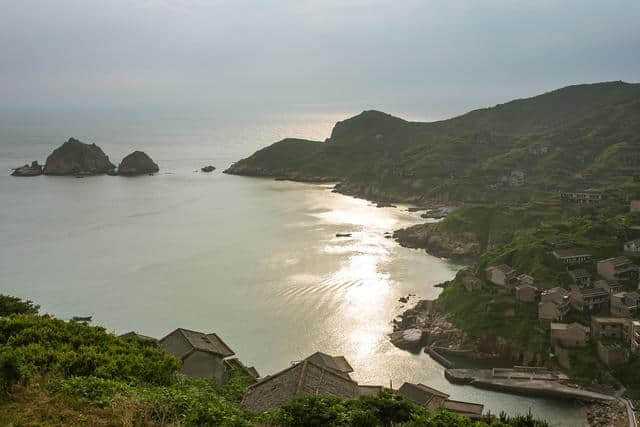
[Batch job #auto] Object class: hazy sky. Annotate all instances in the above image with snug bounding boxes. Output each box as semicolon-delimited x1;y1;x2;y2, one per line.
1;0;639;117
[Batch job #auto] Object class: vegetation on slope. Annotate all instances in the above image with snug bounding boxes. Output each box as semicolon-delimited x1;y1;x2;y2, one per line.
0;295;549;426
226;81;640;202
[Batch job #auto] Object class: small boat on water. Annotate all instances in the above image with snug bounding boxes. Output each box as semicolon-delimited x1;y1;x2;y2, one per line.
72;316;92;322
336;233;352;237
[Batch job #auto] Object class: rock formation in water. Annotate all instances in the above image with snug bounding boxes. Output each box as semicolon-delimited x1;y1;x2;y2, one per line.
201;165;216;172
11;161;43;177
43;138;116;175
118;151;159;176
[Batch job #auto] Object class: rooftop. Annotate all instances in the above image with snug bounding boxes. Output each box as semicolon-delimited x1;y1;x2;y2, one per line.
600;256;633;267
398;383;450;405
552;248;591;258
569;269;591;279
577;288;609;298
159;328;235;358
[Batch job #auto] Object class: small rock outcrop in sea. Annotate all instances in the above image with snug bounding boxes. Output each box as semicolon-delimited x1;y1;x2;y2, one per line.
389;328;425;352
11;161;43;177
43;138;116;175
118;151;159;176
201;165;216;173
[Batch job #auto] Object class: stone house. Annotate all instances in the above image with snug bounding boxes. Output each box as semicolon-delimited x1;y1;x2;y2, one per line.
515;284;538;302
517;274;535;287
591;317;629;341
560;189;603;203
569;287;609;313
158;328;236;385
597;341;629;367
568;269;592;288
594;279;623;296
224;358;260;380
597;256;639;283
538;300;570;323
118;331;157;342
241;357;358;413
541;287;570;305
550;322;590;348
630;321;640;354
610;291;640;318
551;248;592;265
398;383;484;419
303;351;355;378
624;239;640;254
485;265;517;290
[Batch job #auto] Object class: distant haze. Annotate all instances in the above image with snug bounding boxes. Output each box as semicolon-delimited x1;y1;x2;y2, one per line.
1;0;639;119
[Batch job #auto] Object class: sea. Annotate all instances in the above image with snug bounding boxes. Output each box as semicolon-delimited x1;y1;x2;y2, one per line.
0;107;587;426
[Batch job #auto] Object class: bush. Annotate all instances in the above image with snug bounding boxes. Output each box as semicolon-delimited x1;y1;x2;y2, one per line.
50;376;132;407
0;314;179;385
0;346;22;392
0;295;39;316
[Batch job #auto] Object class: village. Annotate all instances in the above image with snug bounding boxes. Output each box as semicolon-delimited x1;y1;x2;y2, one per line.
118;328;486;420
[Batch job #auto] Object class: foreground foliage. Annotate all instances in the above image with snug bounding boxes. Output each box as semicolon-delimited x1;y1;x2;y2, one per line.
0;295;551;426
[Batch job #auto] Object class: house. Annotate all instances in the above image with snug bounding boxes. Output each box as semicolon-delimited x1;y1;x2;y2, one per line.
597;340;629;367
224;358;260;380
538;300;570;323
550;322;590;348
357;385;386;397
397;383;450;412
303;351;354;378
159;328;235;385
397;383;484;419
624;239;640;254
597;256;639;283
631;200;640;213
509;170;525;187
569;287;609;313
568;269;591;288
630;321;640;354
241;358;358;413
485;265;517;289
551;248;592;265
560;189;603;203
541;287;570;304
517;274;535;286
462;275;483;292
118;331;157;342
591;317;629;341
594;279;623;296
610;291;640;318
515;284;538;302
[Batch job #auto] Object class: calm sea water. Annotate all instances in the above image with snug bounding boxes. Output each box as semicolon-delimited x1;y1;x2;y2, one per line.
0;109;586;426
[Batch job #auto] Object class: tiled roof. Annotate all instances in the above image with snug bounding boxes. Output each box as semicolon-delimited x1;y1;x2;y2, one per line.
398;382;449;405
160;328;235;357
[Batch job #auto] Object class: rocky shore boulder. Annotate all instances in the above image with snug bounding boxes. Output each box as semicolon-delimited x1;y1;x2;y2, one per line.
393;223;481;260
201;165;215;173
11;161;43;177
389;328;425;353
43;138;115;175
118;151;159;176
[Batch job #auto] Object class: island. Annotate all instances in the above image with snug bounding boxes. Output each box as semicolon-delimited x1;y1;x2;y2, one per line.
43;138;116;175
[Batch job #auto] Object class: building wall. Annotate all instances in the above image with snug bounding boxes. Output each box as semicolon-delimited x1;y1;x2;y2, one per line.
488;269;507;286
516;287;536;302
597;261;617;282
181;351;227;385
591;320;626;340
159;331;192;358
539;302;560;321
597;341;629;367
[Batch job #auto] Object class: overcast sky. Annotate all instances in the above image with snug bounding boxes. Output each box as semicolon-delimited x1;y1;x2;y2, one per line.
1;0;639;117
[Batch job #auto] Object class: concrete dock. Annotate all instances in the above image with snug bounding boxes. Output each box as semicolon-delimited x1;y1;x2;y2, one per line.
445;368;615;402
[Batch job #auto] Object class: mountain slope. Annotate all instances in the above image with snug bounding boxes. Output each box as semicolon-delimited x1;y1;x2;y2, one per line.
225;81;640;202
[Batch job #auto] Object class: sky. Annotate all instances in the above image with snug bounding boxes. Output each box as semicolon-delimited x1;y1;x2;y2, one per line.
1;0;639;118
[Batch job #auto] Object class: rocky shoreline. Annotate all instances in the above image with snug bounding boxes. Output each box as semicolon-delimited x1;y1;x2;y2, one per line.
391;298;548;366
393;223;481;260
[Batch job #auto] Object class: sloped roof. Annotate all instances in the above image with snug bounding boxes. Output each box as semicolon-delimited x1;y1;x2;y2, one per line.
442;399;484;416
159;328;235;358
118;331;157;342
305;351;354;375
398;382;449;405
552;248;591;258
241;359;358;413
224;357;260;379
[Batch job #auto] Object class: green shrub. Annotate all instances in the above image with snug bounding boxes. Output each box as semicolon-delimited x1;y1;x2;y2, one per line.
0;295;39;316
51;376;132;407
0;346;22;392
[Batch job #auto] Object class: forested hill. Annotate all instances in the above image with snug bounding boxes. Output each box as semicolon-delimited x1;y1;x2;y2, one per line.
225;81;640;203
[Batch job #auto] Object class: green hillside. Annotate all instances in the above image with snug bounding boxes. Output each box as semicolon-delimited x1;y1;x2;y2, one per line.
225;81;640;202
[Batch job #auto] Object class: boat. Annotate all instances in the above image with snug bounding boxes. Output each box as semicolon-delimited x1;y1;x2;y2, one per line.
336;233;352;237
72;316;92;322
